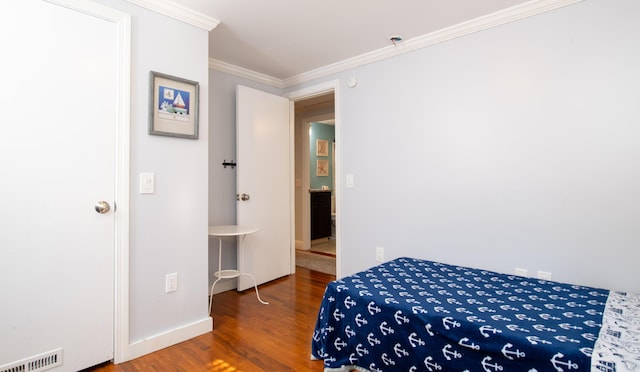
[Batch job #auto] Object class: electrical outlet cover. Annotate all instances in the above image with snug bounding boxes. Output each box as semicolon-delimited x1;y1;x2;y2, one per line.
375;246;384;262
514;267;528;277
537;270;552;280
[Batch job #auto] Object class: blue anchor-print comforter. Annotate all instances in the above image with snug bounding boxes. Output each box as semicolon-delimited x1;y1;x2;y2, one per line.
311;257;630;371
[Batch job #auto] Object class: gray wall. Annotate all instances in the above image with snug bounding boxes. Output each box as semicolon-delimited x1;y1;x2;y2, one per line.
208;71;282;292
89;0;211;346
122;1;210;342
282;0;639;292
208;0;639;294
104;2;640;330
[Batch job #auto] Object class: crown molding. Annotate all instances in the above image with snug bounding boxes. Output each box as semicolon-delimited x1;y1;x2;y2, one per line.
124;0;219;31
283;0;583;87
209;59;285;89
209;0;584;88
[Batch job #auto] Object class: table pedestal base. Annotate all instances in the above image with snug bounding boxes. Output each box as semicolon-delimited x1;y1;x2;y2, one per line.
208;230;269;315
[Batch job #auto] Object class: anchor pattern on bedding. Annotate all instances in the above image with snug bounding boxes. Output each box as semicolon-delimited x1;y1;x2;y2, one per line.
312;257;609;371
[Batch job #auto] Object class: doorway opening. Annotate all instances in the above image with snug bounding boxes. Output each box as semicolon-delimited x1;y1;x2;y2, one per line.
292;91;337;276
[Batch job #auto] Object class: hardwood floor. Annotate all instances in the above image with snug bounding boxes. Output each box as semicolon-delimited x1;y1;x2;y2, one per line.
87;268;334;372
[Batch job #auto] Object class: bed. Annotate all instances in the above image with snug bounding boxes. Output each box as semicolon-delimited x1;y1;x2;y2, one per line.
311;257;640;371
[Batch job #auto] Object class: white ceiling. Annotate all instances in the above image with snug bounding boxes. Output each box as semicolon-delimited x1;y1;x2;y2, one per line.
161;0;551;80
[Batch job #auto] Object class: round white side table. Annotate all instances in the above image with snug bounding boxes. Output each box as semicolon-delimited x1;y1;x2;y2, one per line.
208;225;268;315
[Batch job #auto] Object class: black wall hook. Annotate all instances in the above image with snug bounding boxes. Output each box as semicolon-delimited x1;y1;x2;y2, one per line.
222;160;237;169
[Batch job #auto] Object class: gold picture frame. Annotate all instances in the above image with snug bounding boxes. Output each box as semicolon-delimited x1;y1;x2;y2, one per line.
316;139;329;156
316;159;329;176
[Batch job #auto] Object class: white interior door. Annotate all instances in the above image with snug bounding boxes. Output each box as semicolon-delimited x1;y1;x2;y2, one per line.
236;85;292;291
0;1;118;370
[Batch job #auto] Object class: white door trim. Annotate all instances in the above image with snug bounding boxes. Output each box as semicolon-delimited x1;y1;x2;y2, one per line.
45;0;132;364
286;80;341;279
112;9;132;364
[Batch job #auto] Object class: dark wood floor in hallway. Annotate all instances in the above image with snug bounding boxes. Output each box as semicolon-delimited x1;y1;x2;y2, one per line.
88;268;335;372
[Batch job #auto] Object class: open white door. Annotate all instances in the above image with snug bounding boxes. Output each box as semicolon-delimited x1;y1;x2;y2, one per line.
236;85;292;291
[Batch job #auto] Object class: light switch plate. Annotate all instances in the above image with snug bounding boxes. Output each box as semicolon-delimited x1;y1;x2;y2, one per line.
140;173;155;194
165;273;177;293
346;174;354;188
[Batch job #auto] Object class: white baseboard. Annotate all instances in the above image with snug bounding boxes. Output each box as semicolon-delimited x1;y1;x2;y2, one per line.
125;317;212;362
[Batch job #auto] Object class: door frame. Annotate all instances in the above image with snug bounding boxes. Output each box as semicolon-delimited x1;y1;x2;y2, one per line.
47;0;132;364
286;80;341;278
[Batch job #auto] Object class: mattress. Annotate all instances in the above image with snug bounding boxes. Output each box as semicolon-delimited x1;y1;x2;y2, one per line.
311;257;640;371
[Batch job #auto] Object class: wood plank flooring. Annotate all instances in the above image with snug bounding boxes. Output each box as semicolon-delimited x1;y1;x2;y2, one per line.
87;267;334;372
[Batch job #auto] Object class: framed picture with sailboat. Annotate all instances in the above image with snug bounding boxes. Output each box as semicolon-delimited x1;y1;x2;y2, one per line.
149;71;199;139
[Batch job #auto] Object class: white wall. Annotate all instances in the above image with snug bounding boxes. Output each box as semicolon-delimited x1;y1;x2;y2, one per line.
284;0;640;292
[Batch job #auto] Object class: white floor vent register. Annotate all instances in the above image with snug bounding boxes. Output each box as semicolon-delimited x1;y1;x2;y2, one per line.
0;348;63;372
